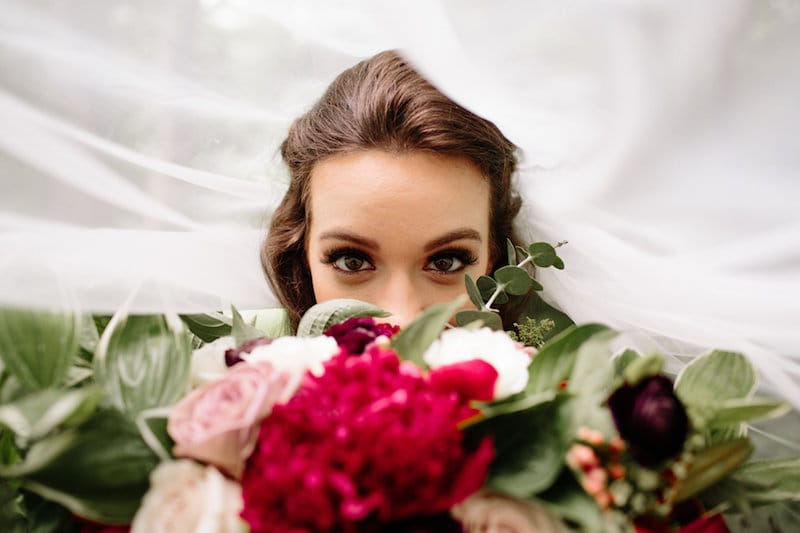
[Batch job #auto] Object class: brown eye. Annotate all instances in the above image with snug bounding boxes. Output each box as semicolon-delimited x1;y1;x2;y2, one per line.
333;254;373;272
425;255;464;273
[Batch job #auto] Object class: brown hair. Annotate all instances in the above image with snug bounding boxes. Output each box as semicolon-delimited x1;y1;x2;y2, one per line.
262;50;522;328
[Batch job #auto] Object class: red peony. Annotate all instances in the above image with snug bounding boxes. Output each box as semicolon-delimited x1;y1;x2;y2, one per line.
324;317;400;355
240;344;493;532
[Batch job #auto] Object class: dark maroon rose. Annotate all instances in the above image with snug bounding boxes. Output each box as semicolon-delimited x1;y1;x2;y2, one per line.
224;337;272;367
608;375;689;468
324;317;400;355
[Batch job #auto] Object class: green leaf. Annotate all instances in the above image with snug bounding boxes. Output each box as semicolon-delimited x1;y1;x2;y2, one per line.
707;399;789;428
454;310;503;331
231;305;264;346
0;388;100;442
464;274;484;309
526;324;611;394
0;309;79;390
477;276;508;305
494;266;533;296
180;312;232;343
720;457;800;506
537;472;604;533
566;330;618;437
390;296;465;367
21;495;79;533
469;399;568;497
475;391;557;420
506;238;517;266
94;313;191;417
296;299;390;337
0;409;158;524
552;256;565;270
675;351;756;405
613;348;641;377
528;243;557;268
622;354;664;385
674;438;753;502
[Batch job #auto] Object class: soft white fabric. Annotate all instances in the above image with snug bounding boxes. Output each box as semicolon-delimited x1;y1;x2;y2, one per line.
1;1;798;409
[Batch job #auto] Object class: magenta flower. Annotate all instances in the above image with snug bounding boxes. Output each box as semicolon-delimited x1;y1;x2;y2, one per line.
324;317;400;355
240;345;493;532
608;375;689;468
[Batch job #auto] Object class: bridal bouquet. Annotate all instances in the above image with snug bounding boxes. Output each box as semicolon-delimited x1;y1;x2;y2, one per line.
1;242;798;532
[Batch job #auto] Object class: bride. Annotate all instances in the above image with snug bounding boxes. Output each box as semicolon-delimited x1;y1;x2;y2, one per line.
1;0;799;528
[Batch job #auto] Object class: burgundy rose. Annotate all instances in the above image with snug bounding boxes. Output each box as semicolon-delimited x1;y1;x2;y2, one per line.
324;317;400;355
608;375;689;468
224;337;272;367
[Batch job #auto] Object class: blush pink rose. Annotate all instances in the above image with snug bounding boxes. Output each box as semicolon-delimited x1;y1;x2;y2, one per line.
168;361;289;479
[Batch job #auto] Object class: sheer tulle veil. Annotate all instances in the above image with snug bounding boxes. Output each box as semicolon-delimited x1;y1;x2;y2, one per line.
1;0;799;416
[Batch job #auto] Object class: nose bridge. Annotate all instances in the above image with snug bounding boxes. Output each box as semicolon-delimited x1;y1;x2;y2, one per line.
379;269;424;327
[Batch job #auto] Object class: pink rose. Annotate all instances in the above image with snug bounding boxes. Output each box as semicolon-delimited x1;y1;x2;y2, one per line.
168;362;289;479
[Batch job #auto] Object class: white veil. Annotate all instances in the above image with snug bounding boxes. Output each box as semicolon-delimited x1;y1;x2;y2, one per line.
1;1;799;410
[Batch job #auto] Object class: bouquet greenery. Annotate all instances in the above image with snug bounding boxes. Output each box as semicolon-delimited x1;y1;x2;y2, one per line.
0;241;798;532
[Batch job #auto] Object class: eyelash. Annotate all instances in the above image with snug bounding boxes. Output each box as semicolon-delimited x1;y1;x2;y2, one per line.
321;248;478;275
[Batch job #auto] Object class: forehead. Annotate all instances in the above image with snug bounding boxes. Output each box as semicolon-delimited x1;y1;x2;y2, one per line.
307;150;491;239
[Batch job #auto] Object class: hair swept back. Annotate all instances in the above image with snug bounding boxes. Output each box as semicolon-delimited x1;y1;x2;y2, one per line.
262;50;521;329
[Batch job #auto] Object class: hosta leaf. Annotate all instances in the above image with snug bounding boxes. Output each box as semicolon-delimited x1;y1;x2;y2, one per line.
390;296;465;367
0;387;100;442
675;351;756;405
566;330;617;437
526;324;611;394
0;409;158;524
180;312;232;343
94;313;191;416
0;309;79;390
674;438;753;502
297;299;390;337
707;398;789;427
231;305;264;346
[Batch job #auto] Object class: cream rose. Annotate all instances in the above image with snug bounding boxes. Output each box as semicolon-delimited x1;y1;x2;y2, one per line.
423;328;534;399
131;460;244;533
241;335;339;399
189;336;236;388
168;361;288;479
452;491;564;533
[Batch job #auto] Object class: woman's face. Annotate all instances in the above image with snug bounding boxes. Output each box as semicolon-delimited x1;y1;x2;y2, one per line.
306;150;492;327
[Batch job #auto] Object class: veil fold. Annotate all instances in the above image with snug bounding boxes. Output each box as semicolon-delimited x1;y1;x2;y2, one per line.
1;1;798;407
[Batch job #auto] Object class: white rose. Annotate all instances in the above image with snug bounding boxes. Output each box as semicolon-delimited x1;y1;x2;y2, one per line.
242;335;339;399
452;491;564;533
131;460;244;533
190;337;235;388
423;328;533;399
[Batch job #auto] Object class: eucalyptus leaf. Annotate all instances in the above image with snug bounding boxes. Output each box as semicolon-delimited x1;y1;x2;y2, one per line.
552;257;565;270
231;305;264;346
0;387;100;442
94;313;191;417
390;296;465;367
0;409;158;524
506;238;517;266
180;312;232;343
494;266;533;296
528;242;557;267
526;324;611;394
0;309;79;390
477;276;508;305
454;310;503;331
464;274;484;309
296;299;390;337
674;438;753;502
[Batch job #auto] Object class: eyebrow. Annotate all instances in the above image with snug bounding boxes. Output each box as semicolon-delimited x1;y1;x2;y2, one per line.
317;227;482;253
423;228;482;252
